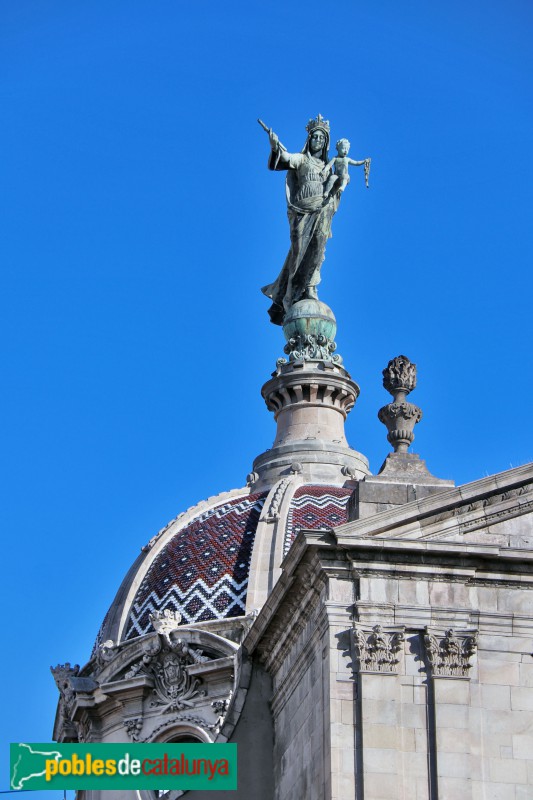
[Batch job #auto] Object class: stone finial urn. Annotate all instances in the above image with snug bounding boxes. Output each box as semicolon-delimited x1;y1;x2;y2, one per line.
378;355;422;453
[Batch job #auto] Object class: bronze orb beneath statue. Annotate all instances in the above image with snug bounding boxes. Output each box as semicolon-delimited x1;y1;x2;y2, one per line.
282;299;337;344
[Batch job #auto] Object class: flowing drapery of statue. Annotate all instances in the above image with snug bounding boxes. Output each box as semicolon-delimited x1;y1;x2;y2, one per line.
259;114;370;327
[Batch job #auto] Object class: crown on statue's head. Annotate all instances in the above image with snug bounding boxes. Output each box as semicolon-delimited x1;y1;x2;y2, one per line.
306;113;330;135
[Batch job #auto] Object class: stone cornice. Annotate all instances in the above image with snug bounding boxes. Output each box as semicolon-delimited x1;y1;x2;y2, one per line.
345;541;533;591
244;465;533;660
244;552;325;658
255;563;326;675
346;538;533;566
269;611;329;719
334;463;533;542
245;534;533;659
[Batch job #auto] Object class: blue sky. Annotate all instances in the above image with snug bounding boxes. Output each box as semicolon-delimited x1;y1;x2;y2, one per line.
1;1;532;794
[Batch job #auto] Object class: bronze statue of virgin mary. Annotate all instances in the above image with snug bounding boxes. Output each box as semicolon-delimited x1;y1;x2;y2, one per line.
261;115;340;325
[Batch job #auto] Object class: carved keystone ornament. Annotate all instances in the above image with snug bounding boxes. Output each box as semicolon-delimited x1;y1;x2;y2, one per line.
150;608;183;644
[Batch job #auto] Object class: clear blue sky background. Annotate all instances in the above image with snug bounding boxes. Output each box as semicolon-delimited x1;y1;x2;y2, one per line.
1;1;532;795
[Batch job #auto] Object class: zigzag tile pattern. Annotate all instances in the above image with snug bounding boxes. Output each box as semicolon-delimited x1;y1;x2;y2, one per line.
284;485;353;555
92;608;110;658
124;493;267;639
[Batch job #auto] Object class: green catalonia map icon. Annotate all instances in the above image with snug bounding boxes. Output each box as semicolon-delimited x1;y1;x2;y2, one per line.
11;743;62;790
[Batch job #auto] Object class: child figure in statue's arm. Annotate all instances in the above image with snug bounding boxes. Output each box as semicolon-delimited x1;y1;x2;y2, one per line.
324;138;371;197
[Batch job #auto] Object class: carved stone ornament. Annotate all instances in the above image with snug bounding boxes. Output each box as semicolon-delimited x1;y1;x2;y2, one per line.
76;716;92;744
341;464;357;479
246;471;259;487
124;718;143;742
353;625;405;673
382;355;417;395
211;691;233;733
151;651;205;714
124;637;162;679
262;477;291;522
150;609;183;644
145;714;216;743
378;355;422;453
51;663;80;708
51;663;81;742
123;636;208;714
424;628;478;678
96;639;118;669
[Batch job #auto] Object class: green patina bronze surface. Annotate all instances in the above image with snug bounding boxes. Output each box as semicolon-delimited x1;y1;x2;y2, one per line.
282;298;337;342
278;299;341;364
260;114;370;326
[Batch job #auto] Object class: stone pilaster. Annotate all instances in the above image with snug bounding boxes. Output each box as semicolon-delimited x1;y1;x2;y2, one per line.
352;624;406;799
424;628;478;799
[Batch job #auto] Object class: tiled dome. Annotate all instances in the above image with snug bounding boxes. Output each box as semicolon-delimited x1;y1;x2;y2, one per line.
96;483;354;649
125;492;267;638
284;484;353;555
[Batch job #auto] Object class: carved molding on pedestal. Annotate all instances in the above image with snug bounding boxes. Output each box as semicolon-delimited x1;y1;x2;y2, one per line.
263;366;358;422
279;332;342;365
352;625;405;674
424;628;478;678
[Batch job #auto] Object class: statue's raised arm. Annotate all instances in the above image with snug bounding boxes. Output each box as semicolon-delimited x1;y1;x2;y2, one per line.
259;114;369;326
257;118;288;161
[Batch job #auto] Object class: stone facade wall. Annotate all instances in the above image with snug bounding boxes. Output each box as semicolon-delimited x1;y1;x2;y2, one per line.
352;566;533;799
473;633;533;797
266;593;533;800
247;472;533;800
270;601;329;800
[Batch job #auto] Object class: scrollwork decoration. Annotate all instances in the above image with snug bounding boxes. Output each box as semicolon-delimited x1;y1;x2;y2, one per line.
283;333;342;363
122;635;208;714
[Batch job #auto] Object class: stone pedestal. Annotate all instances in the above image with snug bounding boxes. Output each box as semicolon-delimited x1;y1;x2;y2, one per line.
347;453;454;522
252;359;369;489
